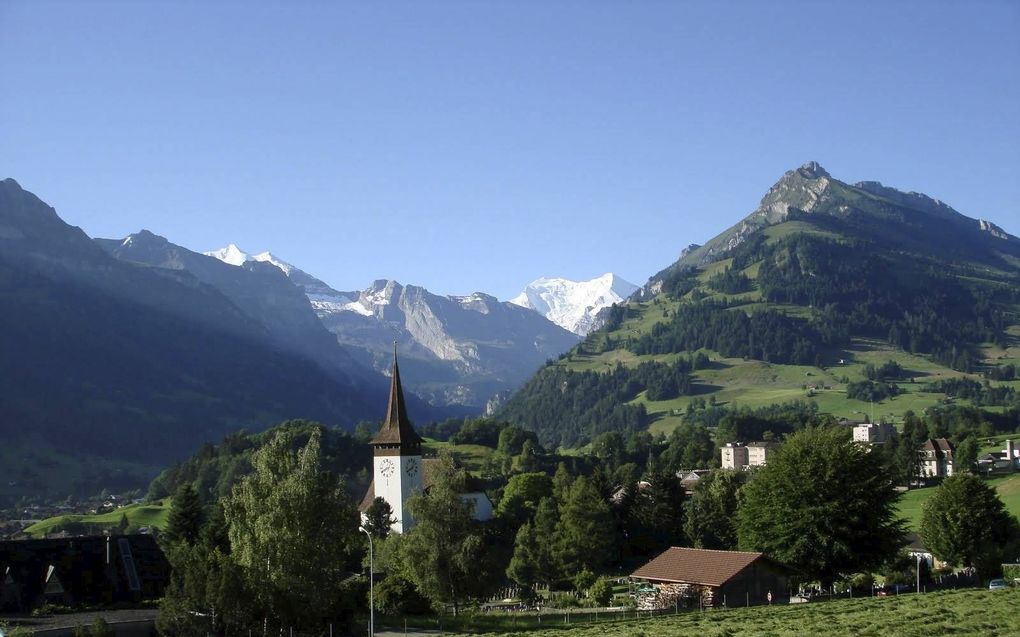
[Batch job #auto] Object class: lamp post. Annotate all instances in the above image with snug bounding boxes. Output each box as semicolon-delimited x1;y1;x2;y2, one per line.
359;526;374;636
916;553;922;594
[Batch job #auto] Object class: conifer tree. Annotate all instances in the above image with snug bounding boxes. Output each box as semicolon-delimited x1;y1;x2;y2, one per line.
164;483;203;546
400;453;494;615
554;476;613;577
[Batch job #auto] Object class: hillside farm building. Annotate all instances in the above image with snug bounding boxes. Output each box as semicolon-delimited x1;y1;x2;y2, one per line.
630;547;793;610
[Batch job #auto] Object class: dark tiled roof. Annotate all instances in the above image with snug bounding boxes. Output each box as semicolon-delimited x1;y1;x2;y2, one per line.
921;438;954;458
631;547;769;587
369;352;423;449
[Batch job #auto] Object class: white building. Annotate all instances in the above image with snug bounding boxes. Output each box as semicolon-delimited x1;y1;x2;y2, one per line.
919;438;955;479
853;423;897;445
720;442;776;470
721;443;749;470
359;352;492;533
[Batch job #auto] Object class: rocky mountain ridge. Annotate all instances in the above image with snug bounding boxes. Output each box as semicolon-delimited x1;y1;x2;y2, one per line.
641;161;1019;298
206;247;580;410
0;178;384;498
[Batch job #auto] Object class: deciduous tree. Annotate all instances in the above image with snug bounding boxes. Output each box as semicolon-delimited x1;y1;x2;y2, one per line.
224;427;361;631
920;473;1020;578
737;427;906;586
684;469;748;550
400;452;488;615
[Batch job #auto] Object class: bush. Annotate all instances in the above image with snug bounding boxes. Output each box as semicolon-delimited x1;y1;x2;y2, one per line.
573;569;596;593
590;578;614;606
373;575;432;616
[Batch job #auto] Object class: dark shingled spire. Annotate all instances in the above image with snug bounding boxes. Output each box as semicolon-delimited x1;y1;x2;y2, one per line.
369;345;423;453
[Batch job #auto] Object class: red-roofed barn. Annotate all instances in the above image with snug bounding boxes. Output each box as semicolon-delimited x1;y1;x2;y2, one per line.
630;547;793;609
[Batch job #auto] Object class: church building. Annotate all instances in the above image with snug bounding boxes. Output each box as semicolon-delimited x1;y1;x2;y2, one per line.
359;352;492;533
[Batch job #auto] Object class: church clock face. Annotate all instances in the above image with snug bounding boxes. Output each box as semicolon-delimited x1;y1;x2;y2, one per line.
380;458;395;478
405;458;419;478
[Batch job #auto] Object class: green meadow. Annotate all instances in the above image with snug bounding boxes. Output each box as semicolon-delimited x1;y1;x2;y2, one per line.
23;499;171;539
467;588;1019;637
896;474;1020;532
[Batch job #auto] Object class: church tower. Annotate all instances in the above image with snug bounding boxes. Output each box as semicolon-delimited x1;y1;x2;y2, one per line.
368;349;423;534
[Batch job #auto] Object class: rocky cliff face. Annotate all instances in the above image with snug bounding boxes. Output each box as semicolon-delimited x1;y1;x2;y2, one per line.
316;279;581;408
206;247;580;410
641;162;1020;297
677;162;839;267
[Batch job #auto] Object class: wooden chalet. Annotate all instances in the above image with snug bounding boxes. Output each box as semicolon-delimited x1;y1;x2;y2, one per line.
631;547;793;610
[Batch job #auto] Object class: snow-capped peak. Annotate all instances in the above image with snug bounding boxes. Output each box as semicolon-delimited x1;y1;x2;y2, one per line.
509;273;638;336
250;251;294;275
204;245;295;275
204;243;250;266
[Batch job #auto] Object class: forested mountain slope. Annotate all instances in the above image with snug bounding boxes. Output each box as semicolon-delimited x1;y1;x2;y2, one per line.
499;164;1020;448
0;179;382;501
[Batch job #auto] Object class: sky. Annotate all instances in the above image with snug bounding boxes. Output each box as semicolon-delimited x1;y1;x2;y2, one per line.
2;1;1018;300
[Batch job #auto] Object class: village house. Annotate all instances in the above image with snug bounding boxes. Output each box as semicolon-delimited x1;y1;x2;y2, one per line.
0;534;169;612
610;481;651;505
976;439;1019;475
677;469;711;495
904;533;947;571
631;547;793;610
720;442;776;470
919;438;955;480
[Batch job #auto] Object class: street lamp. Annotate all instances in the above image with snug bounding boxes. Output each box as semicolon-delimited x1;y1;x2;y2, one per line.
916;553;922;594
359;526;374;636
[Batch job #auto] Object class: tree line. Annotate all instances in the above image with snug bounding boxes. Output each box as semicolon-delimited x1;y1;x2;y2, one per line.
154;411;1020;634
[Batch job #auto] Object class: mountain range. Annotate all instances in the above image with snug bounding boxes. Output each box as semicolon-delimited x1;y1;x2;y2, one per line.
0;178;391;500
7;161;1017;497
202;245;582;410
0;178;600;499
499;162;1020;448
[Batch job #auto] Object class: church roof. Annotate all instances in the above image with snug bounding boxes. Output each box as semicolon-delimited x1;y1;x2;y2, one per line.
369;350;423;449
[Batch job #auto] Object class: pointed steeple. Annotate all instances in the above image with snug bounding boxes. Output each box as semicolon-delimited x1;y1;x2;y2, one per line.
369;345;423;453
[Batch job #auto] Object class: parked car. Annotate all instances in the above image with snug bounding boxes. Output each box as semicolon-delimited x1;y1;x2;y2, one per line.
988;578;1008;590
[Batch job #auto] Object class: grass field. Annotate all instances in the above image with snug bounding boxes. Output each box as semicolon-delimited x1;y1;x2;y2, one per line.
895;474;1020;531
23;499;171;539
560;327;1010;440
422;440;496;473
467;588;1020;637
549;233;1020;442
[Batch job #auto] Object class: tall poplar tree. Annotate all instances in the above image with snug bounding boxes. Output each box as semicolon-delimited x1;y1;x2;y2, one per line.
224;427;361;632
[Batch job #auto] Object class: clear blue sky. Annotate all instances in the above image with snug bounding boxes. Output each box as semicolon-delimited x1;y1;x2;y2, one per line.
2;1;1018;299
